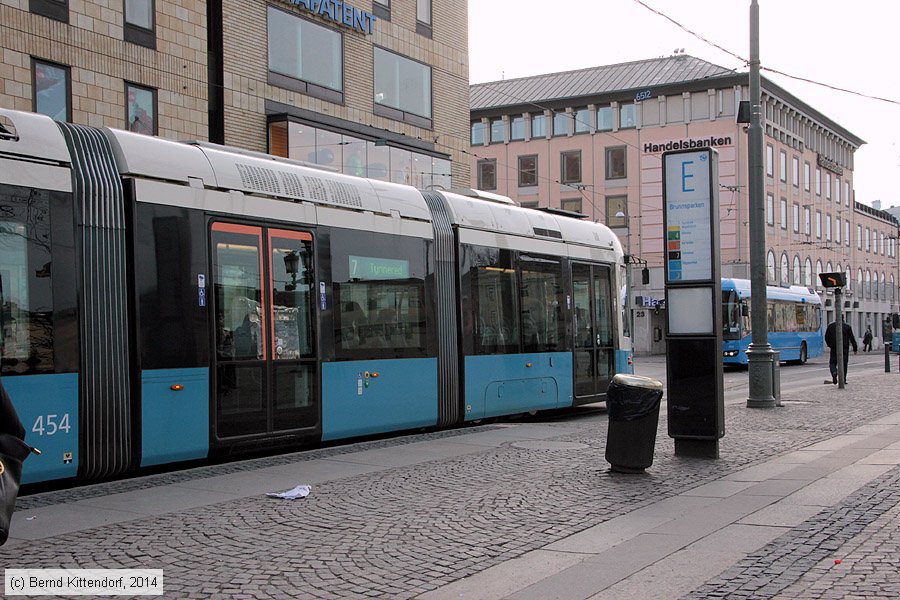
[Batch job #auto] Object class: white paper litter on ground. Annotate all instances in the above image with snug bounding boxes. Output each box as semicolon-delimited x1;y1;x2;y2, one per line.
266;485;311;500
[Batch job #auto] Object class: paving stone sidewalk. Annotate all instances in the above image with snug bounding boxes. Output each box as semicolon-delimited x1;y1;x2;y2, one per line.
2;371;898;599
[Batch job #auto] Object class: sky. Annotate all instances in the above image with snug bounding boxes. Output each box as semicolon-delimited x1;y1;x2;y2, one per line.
468;0;900;210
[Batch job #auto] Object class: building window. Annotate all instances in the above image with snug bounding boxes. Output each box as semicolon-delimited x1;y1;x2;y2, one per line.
844;221;850;247
792;203;799;233
815;211;821;238
561;198;582;213
844;181;850;206
490;118;505;144
766;250;776;283
531;113;546;138
471;121;485;145
780;253;789;285
374;48;432;126
865;228;870;251
574;107;591;134
804;162;810;191
518;155;537;187
560;150;581;184
30;0;68;22
510;116;525;141
779;151;787;182
835;217;841;244
416;0;432;37
804;258;813;287
597;105;613;131
477;159;496;191
124;0;155;48
780;198;787;229
552;111;570;137
825;214;832;241
835;177;841;204
619;103;635;128
32;59;70;121
857;224;862;249
766;193;774;225
268;6;343;102
372;0;390;20
126;82;157;135
605;146;626;180
606;195;627;228
766;145;773;177
825;173;831;199
793;255;802;285
792;156;799;187
804;206;811;236
815;167;821;195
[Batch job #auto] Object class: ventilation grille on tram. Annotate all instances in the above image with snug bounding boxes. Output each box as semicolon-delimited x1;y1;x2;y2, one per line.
533;227;563;239
236;163;363;208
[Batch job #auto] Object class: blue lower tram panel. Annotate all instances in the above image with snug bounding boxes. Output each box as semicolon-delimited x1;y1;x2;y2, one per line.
321;358;439;441
141;368;210;467
464;352;573;421
3;373;79;484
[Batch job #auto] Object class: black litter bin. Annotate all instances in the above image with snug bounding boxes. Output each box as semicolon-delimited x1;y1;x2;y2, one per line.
605;374;664;473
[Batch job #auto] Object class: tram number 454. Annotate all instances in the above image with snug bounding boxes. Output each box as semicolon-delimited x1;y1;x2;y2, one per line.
32;413;71;436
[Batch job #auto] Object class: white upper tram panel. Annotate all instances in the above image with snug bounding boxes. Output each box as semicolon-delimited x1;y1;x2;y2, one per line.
438;188;623;260
102;128;432;223
0;108;71;164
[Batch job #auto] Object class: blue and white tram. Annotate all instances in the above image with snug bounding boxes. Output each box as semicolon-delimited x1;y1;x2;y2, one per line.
0;108;632;486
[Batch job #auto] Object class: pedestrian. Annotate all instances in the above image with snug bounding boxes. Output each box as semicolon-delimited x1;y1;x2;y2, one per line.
824;317;858;384
862;326;873;352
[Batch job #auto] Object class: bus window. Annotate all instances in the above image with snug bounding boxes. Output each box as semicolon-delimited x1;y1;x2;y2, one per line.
722;290;742;340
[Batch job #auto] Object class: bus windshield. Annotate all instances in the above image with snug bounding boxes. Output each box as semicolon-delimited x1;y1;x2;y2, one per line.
722;290;743;340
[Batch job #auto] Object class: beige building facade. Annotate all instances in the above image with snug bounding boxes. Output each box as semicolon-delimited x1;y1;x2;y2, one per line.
1;0;469;187
470;56;900;354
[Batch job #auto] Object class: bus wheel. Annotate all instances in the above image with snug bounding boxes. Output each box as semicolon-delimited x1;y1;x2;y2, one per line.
798;342;808;365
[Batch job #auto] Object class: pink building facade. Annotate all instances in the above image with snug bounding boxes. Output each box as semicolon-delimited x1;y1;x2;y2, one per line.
470;56;899;354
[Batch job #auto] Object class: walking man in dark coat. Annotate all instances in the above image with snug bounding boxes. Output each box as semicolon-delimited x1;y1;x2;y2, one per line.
825;317;858;384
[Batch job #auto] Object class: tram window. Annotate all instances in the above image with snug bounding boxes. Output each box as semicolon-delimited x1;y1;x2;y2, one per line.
331;232;428;359
270;232;314;359
470;247;519;355
335;278;425;354
519;259;564;353
212;226;264;361
594;269;614;346
0;188;54;374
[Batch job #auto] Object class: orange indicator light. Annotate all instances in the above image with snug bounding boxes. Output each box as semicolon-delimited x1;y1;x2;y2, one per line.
372;372;379;378
170;384;184;391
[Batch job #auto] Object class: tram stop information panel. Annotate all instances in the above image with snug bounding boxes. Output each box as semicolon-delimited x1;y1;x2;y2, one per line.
661;148;725;458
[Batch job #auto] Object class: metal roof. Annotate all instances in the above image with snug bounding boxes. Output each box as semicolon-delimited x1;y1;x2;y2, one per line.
470;55;734;111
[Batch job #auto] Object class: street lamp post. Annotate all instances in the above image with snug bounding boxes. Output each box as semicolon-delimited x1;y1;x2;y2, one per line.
746;0;777;408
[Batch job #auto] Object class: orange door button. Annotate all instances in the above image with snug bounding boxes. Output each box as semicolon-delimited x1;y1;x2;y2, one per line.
525;363;533;368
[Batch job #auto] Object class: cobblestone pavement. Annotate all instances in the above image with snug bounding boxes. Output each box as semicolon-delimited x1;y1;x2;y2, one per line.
682;465;900;600
2;372;899;599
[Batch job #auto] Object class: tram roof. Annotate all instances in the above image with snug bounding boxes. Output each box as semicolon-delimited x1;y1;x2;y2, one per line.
104;128;433;222
0;109;72;164
438;189;622;253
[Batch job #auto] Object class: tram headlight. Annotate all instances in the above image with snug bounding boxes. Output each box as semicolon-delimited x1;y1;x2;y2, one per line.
723;350;739;357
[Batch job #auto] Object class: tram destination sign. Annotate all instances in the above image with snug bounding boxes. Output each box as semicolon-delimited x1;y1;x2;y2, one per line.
662;149;718;283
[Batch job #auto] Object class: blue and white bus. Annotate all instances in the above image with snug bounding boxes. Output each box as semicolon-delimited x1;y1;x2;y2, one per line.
722;278;824;366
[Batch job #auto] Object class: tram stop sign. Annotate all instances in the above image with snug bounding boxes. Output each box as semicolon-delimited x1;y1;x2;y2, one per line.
818;272;846;288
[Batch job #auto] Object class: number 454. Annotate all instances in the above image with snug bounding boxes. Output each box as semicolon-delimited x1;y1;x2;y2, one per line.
32;413;71;436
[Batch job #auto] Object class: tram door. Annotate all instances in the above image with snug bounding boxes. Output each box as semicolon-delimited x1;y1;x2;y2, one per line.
572;263;615;401
210;223;318;439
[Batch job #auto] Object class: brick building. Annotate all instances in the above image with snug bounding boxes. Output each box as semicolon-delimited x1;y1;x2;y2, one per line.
470;55;900;354
1;0;469;187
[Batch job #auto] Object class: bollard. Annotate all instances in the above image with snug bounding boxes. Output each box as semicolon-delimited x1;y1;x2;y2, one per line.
887;343;892;373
